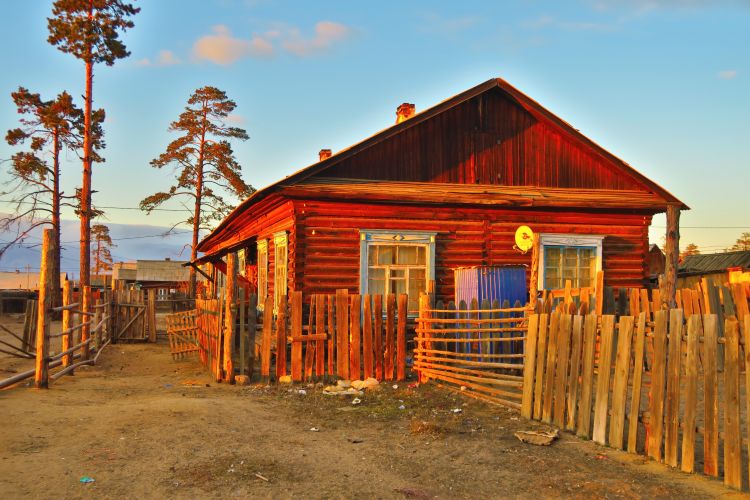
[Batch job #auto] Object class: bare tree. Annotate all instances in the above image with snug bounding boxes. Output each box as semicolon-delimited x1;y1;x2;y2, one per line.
47;0;138;291
140;86;254;295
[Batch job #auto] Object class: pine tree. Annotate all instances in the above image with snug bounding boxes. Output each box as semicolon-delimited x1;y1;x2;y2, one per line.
47;0;138;291
140;86;254;295
679;243;700;261
91;223;115;276
3;88;84;306
730;232;750;251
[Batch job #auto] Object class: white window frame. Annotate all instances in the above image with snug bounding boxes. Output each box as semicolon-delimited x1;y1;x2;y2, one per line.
359;230;436;300
537;233;604;291
273;232;288;313
257;239;268;309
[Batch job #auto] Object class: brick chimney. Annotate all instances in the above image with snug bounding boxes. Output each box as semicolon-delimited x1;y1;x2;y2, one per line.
396;103;415;124
319;149;332;161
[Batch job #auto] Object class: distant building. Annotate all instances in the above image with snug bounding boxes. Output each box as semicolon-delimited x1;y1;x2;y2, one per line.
0;271;68;314
678;250;750;288
648;244;666;277
113;259;191;300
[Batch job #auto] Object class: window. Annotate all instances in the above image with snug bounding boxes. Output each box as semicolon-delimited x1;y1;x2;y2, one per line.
273;232;288;312
360;230;435;311
257;239;268;308
538;234;603;290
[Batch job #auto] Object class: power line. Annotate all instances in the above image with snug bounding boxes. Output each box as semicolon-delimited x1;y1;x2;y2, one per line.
0;199;187;212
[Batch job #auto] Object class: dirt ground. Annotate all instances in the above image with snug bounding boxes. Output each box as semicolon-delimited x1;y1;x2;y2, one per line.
0;315;743;499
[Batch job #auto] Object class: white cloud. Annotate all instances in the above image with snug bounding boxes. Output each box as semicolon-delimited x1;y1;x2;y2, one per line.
281;21;352;57
225;113;246;124
718;69;738;79
136;50;181;67
193;25;274;65
191;22;351;64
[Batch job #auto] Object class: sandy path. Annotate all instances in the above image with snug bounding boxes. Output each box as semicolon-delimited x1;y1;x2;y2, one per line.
0;341;740;499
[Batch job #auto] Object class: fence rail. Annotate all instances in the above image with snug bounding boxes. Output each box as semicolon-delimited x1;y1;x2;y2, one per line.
0;229;114;390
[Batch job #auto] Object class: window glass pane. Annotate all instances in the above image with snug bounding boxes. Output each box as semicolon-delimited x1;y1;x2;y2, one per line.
368;246;377;266
416;246;426;264
398;246;418;265
378;246;394;265
368;267;386;296
390;276;407;296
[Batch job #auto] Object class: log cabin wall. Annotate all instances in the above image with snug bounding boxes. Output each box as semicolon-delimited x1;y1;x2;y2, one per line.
320;88;647;192
293;199;651;303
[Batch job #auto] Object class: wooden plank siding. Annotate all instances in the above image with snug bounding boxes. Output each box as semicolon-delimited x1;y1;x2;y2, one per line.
321;89;647;192
293;199;650;301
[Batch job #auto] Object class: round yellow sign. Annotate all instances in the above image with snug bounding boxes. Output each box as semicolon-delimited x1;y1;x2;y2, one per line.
514;225;534;253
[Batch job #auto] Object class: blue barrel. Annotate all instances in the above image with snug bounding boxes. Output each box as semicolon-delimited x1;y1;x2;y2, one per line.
454;266;527;307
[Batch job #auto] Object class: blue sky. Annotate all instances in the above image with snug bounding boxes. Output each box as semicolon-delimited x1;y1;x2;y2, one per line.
0;0;748;261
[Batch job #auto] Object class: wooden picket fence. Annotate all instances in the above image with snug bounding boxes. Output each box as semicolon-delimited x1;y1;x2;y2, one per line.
180;289;409;384
521;308;750;490
414;297;529;408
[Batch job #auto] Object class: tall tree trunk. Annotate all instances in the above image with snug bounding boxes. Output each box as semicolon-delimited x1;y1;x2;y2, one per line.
51;130;62;310
80;0;94;340
189;108;208;298
190;153;204;298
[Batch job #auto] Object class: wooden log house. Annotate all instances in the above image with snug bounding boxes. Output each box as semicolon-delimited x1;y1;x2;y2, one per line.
194;78;687;310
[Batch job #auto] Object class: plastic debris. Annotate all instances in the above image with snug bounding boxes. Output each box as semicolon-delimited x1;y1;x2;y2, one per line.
79;476;95;484
392;384;398;390
514;429;559;446
451;408;462;414
278;375;292;384
309;427;320;432
352;398;361;405
398;405;406;410
297;389;307;395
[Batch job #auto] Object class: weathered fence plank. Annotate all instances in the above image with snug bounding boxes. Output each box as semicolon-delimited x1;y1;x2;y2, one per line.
520;314;539;419
609;315;634;449
703;314;719;476
627;312;647;454
592;315;615;445
681;314;700;473
664;309;683;467
648;310;668;461
723;317;741;489
577;314;597;439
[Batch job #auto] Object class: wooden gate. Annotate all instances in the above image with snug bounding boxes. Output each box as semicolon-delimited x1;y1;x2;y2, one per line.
113;289;157;342
414;297;529;408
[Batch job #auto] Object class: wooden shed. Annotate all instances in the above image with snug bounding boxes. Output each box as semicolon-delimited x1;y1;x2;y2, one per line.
195;78;686;309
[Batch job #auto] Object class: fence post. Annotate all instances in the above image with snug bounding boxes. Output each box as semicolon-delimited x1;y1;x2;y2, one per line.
396;294;407;381
148;289;157;343
94;298;103;350
61;280;72;368
417;294;431;383
223;253;237;383
34;229;54;389
81;285;91;360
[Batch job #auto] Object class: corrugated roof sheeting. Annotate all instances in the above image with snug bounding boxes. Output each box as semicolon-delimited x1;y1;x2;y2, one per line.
135;260;190;282
679;251;750;274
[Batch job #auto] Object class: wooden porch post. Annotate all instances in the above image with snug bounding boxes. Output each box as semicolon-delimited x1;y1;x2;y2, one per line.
660;204;680;308
223;252;237;383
